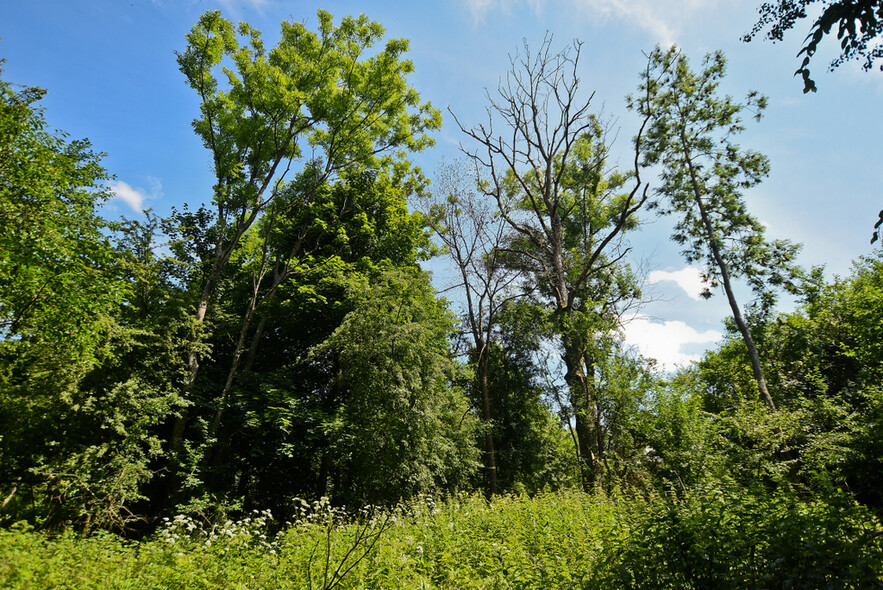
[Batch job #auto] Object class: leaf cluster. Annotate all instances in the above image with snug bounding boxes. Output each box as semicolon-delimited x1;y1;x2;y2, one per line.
745;0;883;92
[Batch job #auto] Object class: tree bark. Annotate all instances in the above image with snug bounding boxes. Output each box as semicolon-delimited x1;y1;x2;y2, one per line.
562;329;599;490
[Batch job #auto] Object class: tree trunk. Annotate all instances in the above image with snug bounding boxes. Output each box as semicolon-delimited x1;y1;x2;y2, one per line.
243;315;266;373
169;246;225;461
204;225;306;468
562;330;599;490
683;143;776;411
206;284;263;446
476;342;498;496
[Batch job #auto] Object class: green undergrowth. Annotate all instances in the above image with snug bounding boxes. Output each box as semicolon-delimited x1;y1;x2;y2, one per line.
1;487;881;589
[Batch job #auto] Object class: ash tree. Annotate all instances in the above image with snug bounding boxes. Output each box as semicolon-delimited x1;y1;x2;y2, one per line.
629;47;801;412
168;9;442;486
455;36;651;489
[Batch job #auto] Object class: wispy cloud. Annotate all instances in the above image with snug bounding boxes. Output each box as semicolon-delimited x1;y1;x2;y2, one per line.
623;313;721;370
215;0;272;18
460;0;716;43
567;0;705;45
462;0;512;24
649;267;708;300
109;177;162;213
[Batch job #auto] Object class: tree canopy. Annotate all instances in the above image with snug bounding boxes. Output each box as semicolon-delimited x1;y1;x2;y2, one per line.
630;46;802;410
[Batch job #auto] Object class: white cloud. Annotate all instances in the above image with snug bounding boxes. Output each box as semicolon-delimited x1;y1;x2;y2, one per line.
108;177;162;213
571;0;676;44
574;0;725;44
526;0;547;13
648;267;707;300
623;313;722;370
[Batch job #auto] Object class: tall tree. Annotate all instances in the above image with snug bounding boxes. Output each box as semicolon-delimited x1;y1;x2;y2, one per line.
455;37;651;488
744;0;883;92
170;10;441;464
0;64;176;530
420;160;520;495
0;61;121;351
630;47;801;411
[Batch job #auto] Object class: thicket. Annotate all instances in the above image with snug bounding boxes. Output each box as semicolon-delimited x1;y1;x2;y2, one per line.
2;490;880;588
1;9;883;587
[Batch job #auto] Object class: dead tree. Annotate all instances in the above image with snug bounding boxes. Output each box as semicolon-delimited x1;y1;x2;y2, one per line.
453;36;652;489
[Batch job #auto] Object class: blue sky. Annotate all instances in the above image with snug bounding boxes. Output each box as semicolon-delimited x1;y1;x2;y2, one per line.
3;0;881;368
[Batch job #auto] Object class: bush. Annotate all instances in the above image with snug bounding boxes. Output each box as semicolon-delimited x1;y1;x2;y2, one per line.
599;484;883;589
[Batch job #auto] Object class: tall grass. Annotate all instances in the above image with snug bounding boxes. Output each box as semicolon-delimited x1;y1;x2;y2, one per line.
1;488;880;589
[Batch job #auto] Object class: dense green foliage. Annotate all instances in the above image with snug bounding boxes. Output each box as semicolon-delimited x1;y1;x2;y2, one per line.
165;8;444;516
2;490;880;588
696;255;883;504
0;60;183;531
0;12;467;530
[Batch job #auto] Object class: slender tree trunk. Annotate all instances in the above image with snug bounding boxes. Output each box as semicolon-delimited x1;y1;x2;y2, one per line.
586;355;610;486
204;264;292;466
1;477;20;510
683;143;776;411
204;219;308;466
476;342;498;496
207;274;266;443
243;315;266;374
169;237;227;460
205;291;260;453
169;168;283;464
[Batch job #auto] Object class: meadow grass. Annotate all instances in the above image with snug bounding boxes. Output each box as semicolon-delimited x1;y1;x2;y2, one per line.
1;488;880;589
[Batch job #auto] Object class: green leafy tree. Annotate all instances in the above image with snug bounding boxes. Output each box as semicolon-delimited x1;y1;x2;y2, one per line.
638;369;724;491
589;340;659;490
0;61;121;351
0;64;178;531
172;12;438;386
744;0;883;92
630;47;801;412
316;269;478;505
170;9;441;478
